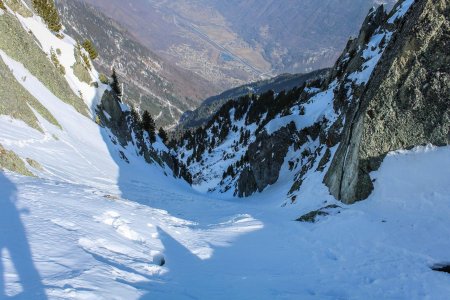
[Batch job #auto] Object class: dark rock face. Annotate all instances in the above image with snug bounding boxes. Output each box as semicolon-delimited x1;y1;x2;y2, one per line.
325;0;450;204
237;168;258;197
98;91;131;147
237;123;296;197
237;0;449;203
97;91;192;184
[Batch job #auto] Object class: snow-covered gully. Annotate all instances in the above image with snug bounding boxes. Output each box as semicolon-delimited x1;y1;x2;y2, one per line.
0;0;449;299
2;143;450;299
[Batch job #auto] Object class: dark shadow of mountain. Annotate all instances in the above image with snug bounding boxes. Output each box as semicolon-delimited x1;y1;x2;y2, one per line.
0;172;47;300
138;226;203;300
95;90;206;298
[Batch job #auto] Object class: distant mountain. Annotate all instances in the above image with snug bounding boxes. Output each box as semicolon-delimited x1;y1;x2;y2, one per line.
179;69;329;129
78;0;396;90
55;0;219;128
206;0;398;73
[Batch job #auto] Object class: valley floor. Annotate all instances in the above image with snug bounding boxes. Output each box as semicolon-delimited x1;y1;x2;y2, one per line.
1;145;450;299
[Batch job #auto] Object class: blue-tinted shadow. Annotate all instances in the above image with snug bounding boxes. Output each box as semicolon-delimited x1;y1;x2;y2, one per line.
0;172;47;300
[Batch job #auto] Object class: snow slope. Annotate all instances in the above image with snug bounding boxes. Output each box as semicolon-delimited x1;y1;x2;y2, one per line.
1;1;450;299
2;140;450;299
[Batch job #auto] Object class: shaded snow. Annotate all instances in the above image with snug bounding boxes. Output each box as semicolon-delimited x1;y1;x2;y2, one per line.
2;141;450;299
348;29;393;85
265;81;338;135
388;0;415;23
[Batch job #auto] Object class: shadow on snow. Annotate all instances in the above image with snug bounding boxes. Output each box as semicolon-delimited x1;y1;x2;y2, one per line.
0;172;47;300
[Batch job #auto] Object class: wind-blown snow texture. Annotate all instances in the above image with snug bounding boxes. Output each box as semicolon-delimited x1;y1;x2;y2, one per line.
2;139;450;299
1;1;450;299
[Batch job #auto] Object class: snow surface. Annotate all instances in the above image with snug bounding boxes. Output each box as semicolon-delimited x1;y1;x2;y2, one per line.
265;81;338;136
2;135;450;299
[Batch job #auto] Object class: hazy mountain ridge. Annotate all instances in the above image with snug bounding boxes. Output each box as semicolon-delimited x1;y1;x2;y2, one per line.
56;0;218;128
179;69;330;129
78;0;397;87
208;0;398;73
78;0;268;90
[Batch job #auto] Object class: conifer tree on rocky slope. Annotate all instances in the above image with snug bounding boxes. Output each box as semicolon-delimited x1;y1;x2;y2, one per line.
32;0;62;32
110;67;122;99
82;39;98;60
142;111;156;143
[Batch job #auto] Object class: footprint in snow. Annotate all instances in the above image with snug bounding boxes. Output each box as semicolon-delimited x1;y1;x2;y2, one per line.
96;211;144;242
51;218;80;231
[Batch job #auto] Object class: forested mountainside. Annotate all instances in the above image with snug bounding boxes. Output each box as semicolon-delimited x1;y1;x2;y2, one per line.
54;0;217;129
179;69;329;130
174;0;449;204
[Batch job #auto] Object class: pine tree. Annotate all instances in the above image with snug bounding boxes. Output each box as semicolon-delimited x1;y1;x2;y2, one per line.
32;0;62;32
47;4;62;32
141;111;156;143
130;106;141;127
158;127;168;144
81;52;91;70
110;68;122;99
82;39;98;60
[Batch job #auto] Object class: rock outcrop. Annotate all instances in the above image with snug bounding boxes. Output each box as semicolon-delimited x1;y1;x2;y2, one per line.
237;123;296;196
325;0;450;204
98;91;193;184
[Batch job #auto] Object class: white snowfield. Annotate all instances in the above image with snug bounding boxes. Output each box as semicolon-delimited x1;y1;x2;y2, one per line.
1;1;450;299
2;137;450;300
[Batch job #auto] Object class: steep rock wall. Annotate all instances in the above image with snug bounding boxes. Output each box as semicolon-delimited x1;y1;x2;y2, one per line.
325;0;450;204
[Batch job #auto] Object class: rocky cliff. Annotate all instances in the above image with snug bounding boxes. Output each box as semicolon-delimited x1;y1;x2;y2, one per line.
325;0;450;203
97;91;192;183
